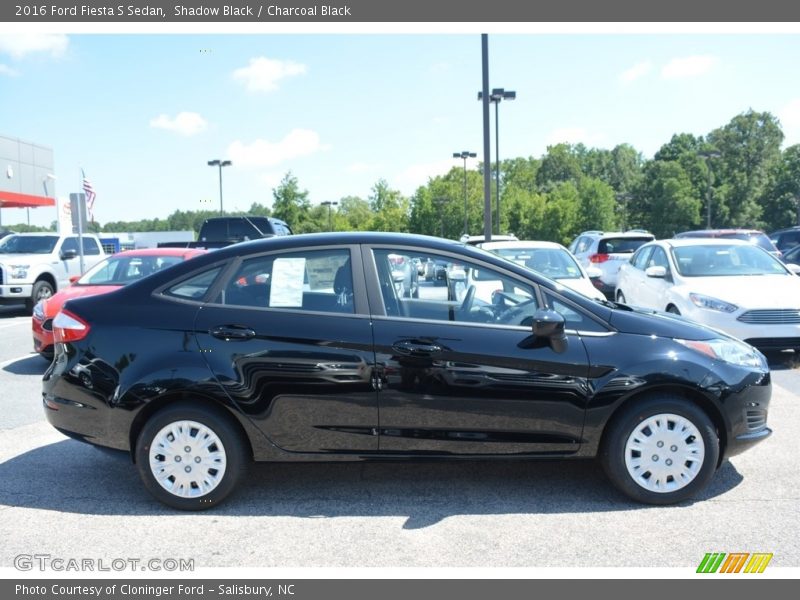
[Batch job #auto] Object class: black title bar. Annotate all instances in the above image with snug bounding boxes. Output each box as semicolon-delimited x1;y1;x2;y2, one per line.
4;0;800;22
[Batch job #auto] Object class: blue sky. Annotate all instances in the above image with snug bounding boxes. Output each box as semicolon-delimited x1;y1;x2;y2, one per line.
2;32;800;228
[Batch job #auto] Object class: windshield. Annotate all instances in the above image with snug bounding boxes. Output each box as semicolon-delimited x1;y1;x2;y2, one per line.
672;244;788;277
78;254;185;285
0;235;59;254
493;247;583;279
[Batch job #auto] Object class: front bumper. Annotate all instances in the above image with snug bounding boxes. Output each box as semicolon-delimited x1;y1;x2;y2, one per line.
682;306;800;350
0;283;33;304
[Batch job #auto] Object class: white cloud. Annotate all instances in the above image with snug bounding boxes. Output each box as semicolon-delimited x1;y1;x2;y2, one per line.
149;112;208;136
232;57;307;92
0;64;18;77
0;34;68;59
619;60;652;83
259;172;284;190
545;127;607;147
228;129;328;168
661;55;718;80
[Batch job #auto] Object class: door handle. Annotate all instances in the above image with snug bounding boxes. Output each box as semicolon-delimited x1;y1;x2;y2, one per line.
391;340;442;356
210;325;256;341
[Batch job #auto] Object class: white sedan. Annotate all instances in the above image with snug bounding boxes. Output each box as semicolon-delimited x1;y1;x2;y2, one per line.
468;240;606;301
616;238;800;350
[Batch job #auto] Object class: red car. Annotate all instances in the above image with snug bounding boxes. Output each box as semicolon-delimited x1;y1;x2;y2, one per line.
32;248;206;359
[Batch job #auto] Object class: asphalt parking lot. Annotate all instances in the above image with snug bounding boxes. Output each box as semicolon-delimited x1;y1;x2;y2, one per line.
0;303;798;570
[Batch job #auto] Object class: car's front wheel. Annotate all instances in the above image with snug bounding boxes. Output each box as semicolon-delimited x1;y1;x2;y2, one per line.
135;403;248;510
600;396;719;505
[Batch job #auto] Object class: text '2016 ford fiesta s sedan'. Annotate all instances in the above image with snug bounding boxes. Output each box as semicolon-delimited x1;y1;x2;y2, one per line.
43;232;771;510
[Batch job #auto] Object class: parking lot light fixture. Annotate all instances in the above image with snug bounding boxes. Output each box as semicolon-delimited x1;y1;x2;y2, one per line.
478;88;516;234
321;201;338;231
698;150;721;228
208;159;232;216
454;151;477;236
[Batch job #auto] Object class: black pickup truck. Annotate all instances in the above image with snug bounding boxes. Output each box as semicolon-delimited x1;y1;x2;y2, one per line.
158;216;292;249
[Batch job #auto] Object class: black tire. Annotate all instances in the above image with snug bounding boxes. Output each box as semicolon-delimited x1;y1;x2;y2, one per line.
135;403;248;510
27;280;55;312
600;395;719;505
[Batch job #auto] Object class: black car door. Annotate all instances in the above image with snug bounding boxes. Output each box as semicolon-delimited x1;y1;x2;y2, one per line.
365;244;592;456
193;244;379;453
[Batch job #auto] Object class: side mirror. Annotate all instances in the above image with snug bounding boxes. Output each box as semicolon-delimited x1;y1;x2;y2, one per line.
60;249;78;260
68;275;80;284
532;309;568;354
786;263;800;276
645;265;667;278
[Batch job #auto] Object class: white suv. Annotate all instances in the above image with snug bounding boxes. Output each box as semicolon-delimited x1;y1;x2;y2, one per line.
568;230;655;299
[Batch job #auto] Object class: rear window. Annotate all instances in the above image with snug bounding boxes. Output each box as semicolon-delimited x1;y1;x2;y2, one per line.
598;237;653;255
717;232;776;253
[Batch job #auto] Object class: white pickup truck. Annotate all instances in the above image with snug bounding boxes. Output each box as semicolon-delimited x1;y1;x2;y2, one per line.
0;232;106;311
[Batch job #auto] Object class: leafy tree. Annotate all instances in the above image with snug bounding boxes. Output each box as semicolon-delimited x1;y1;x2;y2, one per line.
707;110;784;227
272;171;311;232
639;161;701;238
576;177;617;233
541;182;580;244
368;179;410;232
337;196;372;231
763;144;800;230
536;144;583;190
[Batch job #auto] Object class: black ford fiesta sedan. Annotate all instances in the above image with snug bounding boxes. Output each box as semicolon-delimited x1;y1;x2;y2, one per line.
43;232;771;510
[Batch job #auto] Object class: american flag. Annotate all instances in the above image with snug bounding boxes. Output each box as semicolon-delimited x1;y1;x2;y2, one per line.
81;170;96;222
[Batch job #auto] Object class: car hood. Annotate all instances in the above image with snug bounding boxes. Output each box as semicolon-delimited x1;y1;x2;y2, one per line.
0;252;50;263
42;285;121;318
555;277;605;300
675;274;800;308
608;303;729;341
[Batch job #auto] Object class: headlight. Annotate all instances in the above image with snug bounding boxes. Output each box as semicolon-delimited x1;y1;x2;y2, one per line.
676;338;766;369
9;264;30;279
32;300;45;320
689;292;738;313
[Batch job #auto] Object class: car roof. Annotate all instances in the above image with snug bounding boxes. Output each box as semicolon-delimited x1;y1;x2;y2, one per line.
477;240;565;251
675;228;766;236
658;237;751;248
109;248;207;258
582;231;654;239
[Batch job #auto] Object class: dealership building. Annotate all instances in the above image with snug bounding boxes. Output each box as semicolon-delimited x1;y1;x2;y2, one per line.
0;134;56;228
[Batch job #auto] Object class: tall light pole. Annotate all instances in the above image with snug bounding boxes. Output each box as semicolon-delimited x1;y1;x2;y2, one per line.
321;200;338;231
698;150;721;228
207;159;232;216
478;88;516;234
453;151;476;236
433;197;448;237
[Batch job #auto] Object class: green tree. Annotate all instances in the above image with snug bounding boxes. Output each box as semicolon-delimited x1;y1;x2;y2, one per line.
368;179;410;232
763;144;800;230
536;144;583;190
337;196;372;231
576;177;617;233
541;182;580;244
271;171;311;232
707;110;784;227
639;161;702;238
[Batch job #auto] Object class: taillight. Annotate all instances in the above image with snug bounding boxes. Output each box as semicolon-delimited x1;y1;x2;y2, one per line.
53;309;91;343
589;253;610;263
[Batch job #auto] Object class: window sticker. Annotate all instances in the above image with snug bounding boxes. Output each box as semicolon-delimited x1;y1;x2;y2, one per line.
269;257;306;307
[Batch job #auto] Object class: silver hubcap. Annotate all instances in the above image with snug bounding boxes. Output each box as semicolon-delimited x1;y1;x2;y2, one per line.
149;420;227;498
624;413;705;493
37;287;53;301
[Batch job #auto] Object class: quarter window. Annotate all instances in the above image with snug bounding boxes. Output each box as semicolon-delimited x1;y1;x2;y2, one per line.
217;249;354;314
165;267;222;300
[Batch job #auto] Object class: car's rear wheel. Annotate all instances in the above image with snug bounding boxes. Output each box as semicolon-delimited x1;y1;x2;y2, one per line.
135;403;247;510
600;395;719;505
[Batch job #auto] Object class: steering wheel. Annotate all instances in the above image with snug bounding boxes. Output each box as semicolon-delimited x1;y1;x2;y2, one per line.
459;285;476;313
495;297;539;325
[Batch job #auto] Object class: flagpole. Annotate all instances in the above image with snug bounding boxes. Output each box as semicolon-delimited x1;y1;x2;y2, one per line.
77;168;85;274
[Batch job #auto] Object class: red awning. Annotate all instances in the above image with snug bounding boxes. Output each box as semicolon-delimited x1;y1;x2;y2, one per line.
0;190;56;208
